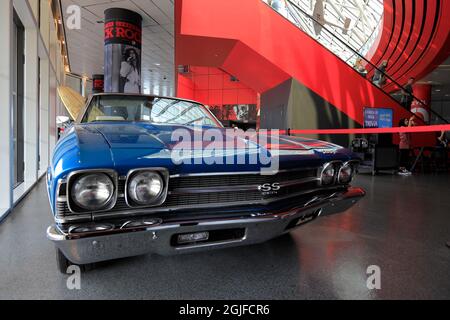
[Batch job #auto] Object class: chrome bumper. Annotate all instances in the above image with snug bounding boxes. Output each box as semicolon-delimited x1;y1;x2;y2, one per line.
47;187;365;265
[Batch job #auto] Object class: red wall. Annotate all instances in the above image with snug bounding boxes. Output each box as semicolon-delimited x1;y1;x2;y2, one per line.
177;66;258;121
188;67;257;106
176;0;414;126
368;0;450;91
177;74;195;100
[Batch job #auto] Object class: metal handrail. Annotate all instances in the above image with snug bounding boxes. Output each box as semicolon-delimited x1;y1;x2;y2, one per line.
268;0;448;124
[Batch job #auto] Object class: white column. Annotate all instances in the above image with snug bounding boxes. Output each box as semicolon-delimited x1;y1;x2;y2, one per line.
39;58;50;176
49;69;57;152
0;0;12;217
24;26;39;186
39;0;50;51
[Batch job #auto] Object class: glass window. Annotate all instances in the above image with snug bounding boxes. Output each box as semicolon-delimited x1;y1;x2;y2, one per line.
82;95;222;128
286;0;384;62
12;10;25;187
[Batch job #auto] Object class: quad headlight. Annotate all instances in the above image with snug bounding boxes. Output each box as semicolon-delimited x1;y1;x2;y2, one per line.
127;171;165;206
320;161;358;186
71;173;115;211
320;163;336;186
338;162;355;184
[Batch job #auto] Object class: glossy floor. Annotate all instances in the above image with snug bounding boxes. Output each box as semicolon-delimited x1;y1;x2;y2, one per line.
0;174;449;299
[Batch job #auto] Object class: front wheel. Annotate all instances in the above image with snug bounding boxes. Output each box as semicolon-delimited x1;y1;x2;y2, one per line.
55;248;95;273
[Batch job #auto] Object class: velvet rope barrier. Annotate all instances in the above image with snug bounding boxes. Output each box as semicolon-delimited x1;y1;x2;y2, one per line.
276;124;450;135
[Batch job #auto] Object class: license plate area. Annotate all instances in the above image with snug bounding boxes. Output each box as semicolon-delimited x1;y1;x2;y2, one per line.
171;228;246;247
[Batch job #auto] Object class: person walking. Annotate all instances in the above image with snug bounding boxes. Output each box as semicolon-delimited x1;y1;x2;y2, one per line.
400;77;415;110
372;60;388;88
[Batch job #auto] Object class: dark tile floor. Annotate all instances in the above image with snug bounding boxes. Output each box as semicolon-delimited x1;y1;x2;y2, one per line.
0;173;449;300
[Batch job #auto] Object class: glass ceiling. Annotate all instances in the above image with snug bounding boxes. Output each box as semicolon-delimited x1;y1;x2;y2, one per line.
282;0;384;64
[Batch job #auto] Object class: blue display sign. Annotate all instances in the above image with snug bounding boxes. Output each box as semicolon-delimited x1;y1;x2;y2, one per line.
364;108;393;128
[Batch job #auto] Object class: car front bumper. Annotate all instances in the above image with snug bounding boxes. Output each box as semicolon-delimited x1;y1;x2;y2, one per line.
47;187;365;265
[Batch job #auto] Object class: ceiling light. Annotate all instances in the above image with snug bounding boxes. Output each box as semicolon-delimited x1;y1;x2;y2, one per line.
154;63;161;66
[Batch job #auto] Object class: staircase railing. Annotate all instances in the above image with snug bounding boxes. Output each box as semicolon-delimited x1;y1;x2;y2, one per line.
263;0;448;125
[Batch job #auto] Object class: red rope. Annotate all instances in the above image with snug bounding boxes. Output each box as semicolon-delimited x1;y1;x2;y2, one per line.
274;124;450;135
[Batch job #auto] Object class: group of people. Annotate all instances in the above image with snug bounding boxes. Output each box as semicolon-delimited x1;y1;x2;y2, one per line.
354;59;416;110
353;58;387;86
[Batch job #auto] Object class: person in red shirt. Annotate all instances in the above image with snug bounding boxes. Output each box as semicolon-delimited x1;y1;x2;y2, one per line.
398;116;416;175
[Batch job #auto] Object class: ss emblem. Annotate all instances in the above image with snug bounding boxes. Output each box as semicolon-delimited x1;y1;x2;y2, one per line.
258;183;281;192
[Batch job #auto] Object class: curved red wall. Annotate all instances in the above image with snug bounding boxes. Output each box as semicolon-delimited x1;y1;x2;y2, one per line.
368;0;450;91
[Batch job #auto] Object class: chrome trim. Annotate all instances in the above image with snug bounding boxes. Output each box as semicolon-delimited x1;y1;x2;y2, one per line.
56;179;66;197
66;169;119;214
68;223;115;235
55;214;92;224
176;237;246;251
47;187;365;264
124;168;170;209
120;218;163;230
54;178;67;216
169;167;319;178
169;177;319;194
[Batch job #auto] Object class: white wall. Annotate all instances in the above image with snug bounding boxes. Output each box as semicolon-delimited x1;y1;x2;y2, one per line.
0;0;65;219
0;0;13;218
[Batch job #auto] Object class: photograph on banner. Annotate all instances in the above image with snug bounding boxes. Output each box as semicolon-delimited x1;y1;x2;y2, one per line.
104;8;142;94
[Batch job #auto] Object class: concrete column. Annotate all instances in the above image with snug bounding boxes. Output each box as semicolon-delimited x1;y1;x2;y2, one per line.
0;0;12;217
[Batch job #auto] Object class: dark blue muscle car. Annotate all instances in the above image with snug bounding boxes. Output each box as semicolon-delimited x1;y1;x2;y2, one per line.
46;93;365;272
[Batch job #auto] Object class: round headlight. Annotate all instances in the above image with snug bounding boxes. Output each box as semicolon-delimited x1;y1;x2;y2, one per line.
71;173;114;210
128;171;164;206
338;164;354;184
320;163;336;186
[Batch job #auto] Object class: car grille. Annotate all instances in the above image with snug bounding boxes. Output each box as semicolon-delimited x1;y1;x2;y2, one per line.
56;168;320;216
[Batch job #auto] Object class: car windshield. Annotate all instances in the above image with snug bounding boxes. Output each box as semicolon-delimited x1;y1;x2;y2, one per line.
81;95;221;127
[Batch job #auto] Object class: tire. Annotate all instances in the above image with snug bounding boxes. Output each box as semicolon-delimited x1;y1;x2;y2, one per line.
55;248;95;273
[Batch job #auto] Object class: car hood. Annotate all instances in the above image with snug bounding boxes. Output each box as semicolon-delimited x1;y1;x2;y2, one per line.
90;122;339;150
53;122;355;177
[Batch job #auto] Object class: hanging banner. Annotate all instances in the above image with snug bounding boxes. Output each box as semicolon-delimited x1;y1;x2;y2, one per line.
92;74;104;94
104;8;142;93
